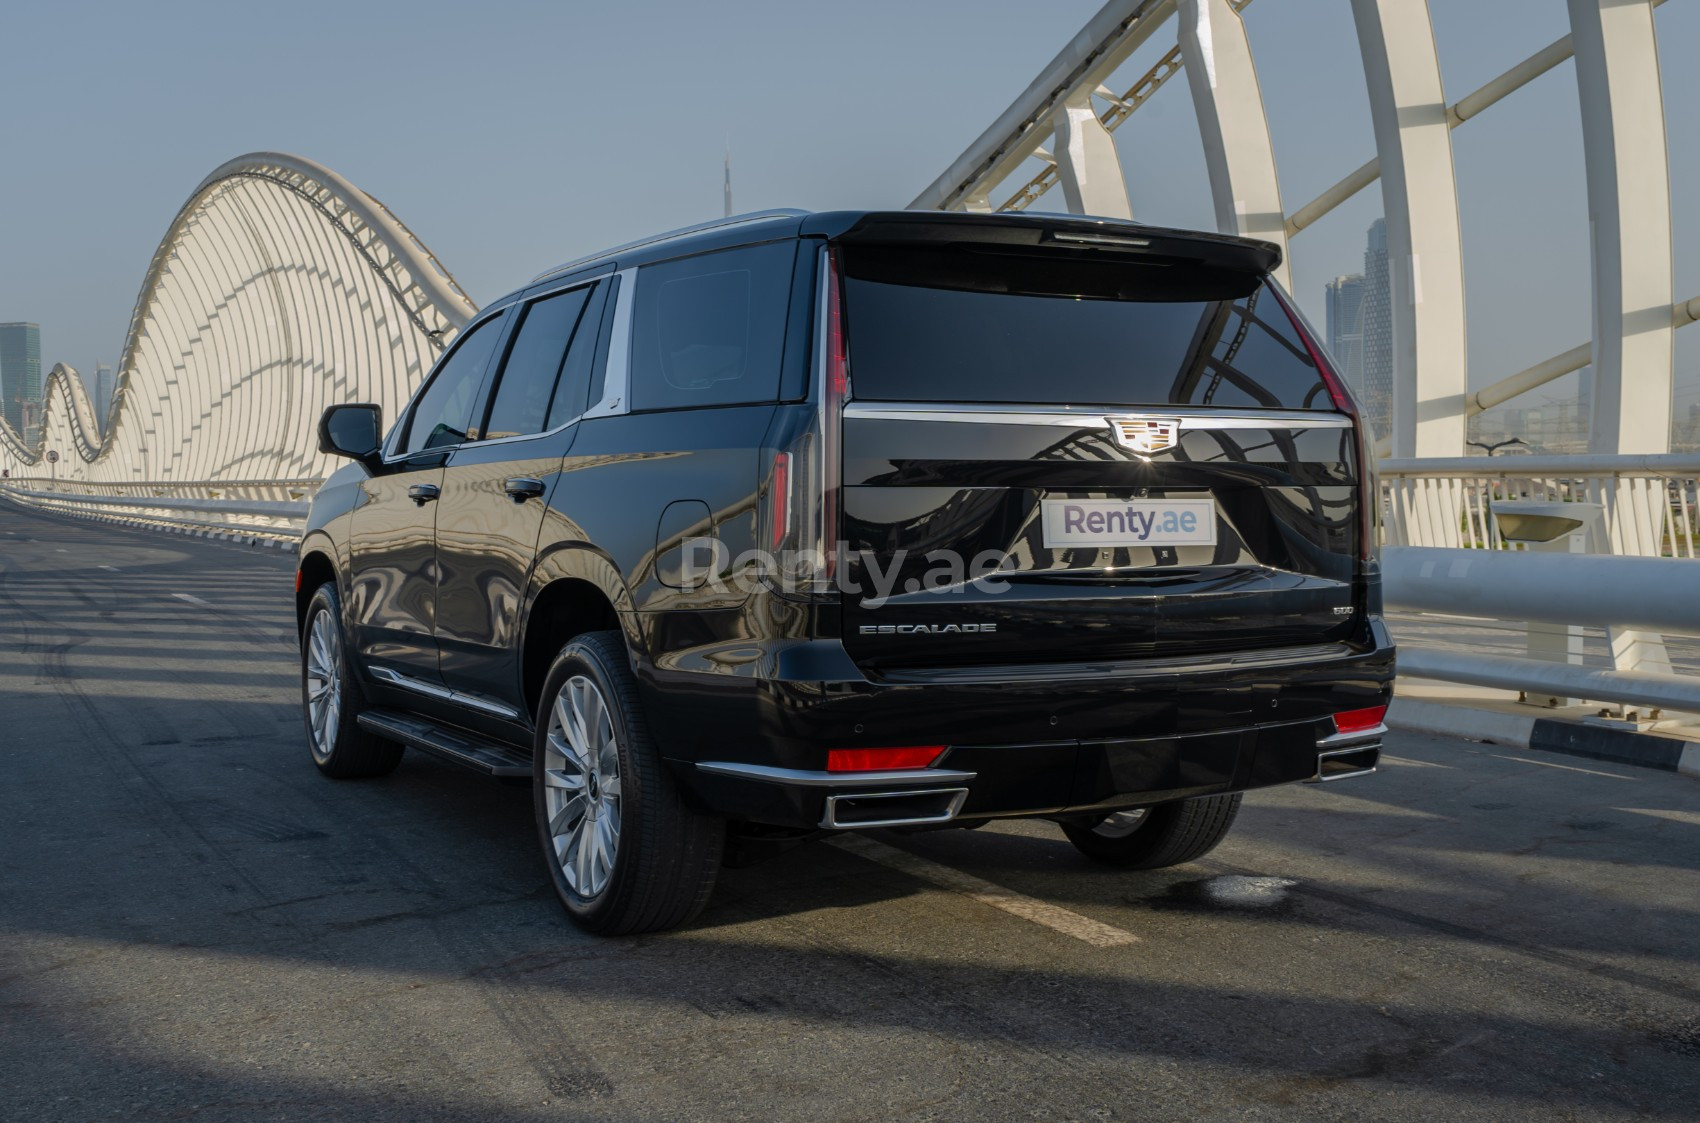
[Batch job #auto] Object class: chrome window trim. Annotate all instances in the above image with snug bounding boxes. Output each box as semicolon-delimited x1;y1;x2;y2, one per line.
581;267;636;419
370;667;522;720
839;402;1352;429
695;761;978;788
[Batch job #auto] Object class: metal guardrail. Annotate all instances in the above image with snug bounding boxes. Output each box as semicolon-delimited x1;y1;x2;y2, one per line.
1379;453;1700;718
0;478;314;538
1379;452;1700;556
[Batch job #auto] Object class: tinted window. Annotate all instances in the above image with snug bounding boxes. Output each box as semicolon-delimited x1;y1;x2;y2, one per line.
629;242;793;411
482;285;594;440
547;283;611;429
842;247;1329;410
401;314;505;454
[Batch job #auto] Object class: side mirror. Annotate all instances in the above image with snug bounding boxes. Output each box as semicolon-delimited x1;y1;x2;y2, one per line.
318;404;383;467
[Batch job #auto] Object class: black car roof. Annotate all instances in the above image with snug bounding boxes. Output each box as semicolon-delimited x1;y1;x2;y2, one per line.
496;209;1283;309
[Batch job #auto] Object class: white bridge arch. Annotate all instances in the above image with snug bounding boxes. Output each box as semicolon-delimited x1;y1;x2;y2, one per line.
0;152;476;483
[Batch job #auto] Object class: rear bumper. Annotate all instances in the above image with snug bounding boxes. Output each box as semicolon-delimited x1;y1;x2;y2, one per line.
649;618;1395;830
688;720;1385;830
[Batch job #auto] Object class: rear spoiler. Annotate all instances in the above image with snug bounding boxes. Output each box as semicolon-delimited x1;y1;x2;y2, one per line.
803;210;1282;276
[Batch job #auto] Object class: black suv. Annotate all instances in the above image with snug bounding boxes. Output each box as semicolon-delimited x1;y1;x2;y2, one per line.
299;210;1395;934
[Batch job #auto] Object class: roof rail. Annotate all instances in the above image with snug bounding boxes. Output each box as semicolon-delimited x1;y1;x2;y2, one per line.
530;209;810;283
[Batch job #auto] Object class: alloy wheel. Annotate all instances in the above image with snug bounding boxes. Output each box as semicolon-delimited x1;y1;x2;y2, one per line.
304;608;343;762
542;674;622;898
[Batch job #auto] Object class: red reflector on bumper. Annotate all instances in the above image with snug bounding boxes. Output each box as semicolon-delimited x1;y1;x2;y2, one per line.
826;746;945;772
1333;706;1387;734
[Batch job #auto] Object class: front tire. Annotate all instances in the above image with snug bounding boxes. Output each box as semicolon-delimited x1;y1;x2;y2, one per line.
300;583;403;779
1060;793;1242;869
533;631;723;935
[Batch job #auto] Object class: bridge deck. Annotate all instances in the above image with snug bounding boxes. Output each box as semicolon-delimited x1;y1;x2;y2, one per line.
3;503;1697;1121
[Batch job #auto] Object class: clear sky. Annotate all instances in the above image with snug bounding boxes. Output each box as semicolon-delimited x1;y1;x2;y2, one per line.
1;0;1694;414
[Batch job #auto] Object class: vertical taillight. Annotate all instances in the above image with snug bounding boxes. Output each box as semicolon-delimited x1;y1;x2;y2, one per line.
762;245;847;595
818;248;847;583
1269;284;1379;563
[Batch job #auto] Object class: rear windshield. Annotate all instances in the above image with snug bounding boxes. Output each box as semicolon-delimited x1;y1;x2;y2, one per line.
841;244;1330;410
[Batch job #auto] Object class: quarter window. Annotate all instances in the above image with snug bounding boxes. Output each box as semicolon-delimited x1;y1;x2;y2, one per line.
628;242;794;411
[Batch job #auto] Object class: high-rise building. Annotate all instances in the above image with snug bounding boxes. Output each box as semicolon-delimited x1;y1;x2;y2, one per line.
0;322;43;437
1358;219;1393;441
90;362;117;433
1324;273;1366;397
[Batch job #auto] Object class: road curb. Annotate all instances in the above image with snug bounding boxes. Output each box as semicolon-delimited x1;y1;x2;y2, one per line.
1389;696;1700;777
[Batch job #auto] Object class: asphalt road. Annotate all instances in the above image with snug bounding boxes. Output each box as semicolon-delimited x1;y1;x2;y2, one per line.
3;501;1699;1122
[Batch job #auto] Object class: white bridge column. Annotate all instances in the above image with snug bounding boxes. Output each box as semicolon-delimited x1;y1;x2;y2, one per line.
1351;0;1469;464
1178;0;1290;291
1569;0;1673;457
1052;96;1133;219
1569;0;1674;678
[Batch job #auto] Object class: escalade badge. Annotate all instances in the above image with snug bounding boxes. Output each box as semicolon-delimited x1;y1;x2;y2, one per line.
1109;417;1180;455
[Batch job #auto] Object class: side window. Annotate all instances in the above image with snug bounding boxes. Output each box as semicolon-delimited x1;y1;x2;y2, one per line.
400;314;504;455
547;282;611;430
481;285;594;441
628;242;793;411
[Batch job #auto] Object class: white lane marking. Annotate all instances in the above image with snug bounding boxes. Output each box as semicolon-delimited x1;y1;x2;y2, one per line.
828;834;1139;948
1496;754;1635;781
172;593;213;607
1615;807;1700;827
1377;754;1450;769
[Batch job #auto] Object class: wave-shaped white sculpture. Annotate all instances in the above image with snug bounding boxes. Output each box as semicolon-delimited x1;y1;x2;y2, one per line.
0;152;478;483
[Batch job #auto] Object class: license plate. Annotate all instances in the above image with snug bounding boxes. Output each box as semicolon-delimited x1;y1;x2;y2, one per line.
1040;498;1217;549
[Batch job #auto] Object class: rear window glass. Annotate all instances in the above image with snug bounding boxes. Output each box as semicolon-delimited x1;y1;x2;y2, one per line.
628;242;794;411
842;246;1329;410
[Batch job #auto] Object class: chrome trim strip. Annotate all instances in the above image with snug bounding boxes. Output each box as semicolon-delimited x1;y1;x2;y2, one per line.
582;268;635;419
371;666;454;699
820;788;969;830
696;761;978;788
450;692;523;720
369;667;522;719
840;402;1352;429
1317;722;1388;748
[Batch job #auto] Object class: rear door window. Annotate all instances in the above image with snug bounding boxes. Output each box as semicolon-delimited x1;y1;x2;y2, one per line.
842;246;1329;410
628;242;794;411
481;284;595;440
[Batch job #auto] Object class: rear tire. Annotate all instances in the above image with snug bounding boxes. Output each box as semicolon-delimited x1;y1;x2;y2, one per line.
533;630;723;935
300;583;404;779
1060;793;1242;869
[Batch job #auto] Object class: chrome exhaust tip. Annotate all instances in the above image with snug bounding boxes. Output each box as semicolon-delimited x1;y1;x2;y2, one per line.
821;787;969;829
1310;745;1380;782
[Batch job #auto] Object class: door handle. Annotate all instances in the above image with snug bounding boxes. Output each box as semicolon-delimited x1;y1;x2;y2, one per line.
504;477;546;503
407;483;441;506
